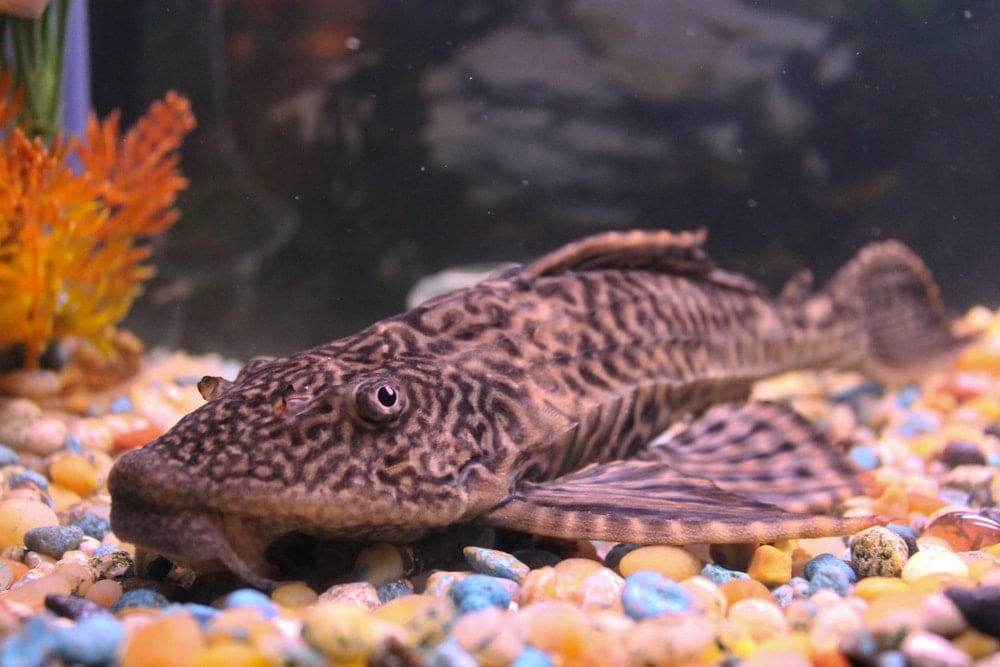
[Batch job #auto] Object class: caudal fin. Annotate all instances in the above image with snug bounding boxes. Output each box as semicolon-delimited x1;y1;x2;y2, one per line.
828;240;971;383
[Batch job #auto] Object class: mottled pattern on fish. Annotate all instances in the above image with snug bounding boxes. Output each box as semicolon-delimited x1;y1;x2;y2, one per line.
109;229;967;587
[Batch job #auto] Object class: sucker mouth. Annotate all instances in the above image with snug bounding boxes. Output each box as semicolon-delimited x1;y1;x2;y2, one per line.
109;494;283;591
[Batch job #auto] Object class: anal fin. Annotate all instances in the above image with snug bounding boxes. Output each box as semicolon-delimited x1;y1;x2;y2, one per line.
640;401;868;514
480;459;880;545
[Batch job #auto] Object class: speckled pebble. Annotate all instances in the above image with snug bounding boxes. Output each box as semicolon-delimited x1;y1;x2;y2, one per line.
621;570;697;620
88;549;133;579
701;562;750;585
448;574;516;613
850;526;911;578
23;525;83;559
464;546;530;583
303;602;385;663
377;578;414;603
110;587;169;612
317;580;381;610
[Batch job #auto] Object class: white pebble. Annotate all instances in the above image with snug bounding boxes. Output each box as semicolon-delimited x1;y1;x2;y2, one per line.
901;631;972;667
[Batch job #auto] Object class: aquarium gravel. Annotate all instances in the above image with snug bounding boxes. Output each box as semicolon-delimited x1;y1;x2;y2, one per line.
0;309;999;666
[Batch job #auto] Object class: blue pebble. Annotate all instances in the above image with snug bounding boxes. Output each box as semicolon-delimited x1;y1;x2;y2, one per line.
179;603;221;627
772;584;796;607
225;588;277;618
789;576;811;597
896;386;921;408
510;646;554;667
9;469;49;490
0;615;57;667
377;580;413;604
109;395;133;414
897;412;938;437
804;553;857;584
110;588;169;613
0;444;20;467
848;444;880;471
62;434;83;455
987;452;1000;468
72;513;110;540
700;563;749;585
622;571;695;620
91;544;117;557
52;615;124;666
808;567;853;596
425;638;479;667
465;547;530;582
23;525;84;559
448;574;514;614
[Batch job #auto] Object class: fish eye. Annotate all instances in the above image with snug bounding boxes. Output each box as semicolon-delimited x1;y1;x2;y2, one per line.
356;379;407;422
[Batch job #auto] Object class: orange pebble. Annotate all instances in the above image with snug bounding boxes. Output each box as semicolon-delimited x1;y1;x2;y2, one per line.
0;558;29;583
120;613;205;667
905;489;948;515
872;484;908;519
85;578;123;608
719;579;774;607
49;454;99;497
113;425;163;452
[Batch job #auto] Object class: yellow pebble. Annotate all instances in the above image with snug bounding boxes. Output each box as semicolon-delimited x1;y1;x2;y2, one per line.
968;559;1000;583
190;642;271;667
853;576;912;602
46;485;82;512
747;544;792;586
49;454;99;497
373;594;452;646
719;579;774;607
302;602;386;662
270;581;318;608
952;628;1000;660
618;545;702;580
0;498;59;549
729;598;789;642
902;549;969;583
450;607;524;667
515;601;591;662
120;613;205;667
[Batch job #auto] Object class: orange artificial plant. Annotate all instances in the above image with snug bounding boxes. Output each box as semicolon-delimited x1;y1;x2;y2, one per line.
0;71;195;369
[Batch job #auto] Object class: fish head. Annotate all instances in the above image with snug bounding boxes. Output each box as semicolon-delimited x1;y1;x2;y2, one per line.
108;348;524;586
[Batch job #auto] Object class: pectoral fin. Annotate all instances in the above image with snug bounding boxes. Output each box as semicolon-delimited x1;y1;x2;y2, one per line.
639;401;869;514
480;459;880;544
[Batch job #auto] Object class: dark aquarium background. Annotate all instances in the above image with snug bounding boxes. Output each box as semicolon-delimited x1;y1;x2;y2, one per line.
89;0;999;360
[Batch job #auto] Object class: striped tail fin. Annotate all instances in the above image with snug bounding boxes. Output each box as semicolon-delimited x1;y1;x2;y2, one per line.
826;240;971;383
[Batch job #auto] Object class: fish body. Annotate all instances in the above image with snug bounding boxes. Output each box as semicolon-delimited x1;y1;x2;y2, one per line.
109;229;966;588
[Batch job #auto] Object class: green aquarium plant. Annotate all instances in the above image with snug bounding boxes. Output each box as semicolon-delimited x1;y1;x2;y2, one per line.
0;0;196;381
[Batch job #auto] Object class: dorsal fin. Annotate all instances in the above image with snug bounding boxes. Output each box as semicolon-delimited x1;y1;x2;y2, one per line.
520;228;762;294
